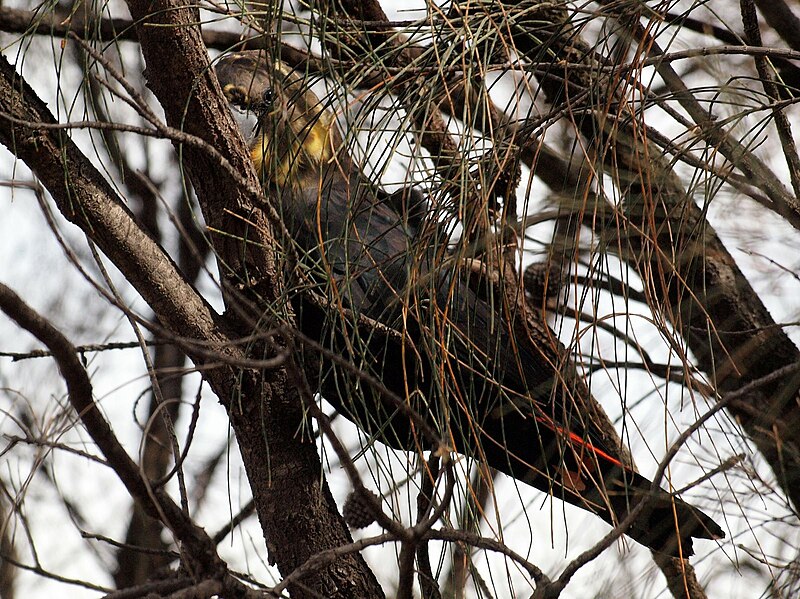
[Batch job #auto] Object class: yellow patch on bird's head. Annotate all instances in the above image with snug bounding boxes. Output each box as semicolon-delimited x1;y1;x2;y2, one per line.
248;108;335;187
217;54;339;188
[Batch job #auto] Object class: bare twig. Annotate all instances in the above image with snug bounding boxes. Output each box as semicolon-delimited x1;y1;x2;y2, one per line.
741;0;800;199
0;283;224;576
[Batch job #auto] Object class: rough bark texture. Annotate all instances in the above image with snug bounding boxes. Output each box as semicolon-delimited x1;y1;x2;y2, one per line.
121;1;383;594
0;8;383;596
502;0;800;512
4;0;798;595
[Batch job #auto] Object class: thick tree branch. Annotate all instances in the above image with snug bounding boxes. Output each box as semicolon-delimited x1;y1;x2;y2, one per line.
0;6;259;51
0;16;381;594
120;0;384;596
0;54;227;355
481;0;800;516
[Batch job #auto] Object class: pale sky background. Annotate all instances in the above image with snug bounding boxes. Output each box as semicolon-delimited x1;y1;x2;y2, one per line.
1;1;799;598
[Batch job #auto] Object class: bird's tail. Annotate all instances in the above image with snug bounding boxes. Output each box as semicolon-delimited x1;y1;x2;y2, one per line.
518;410;725;556
602;469;724;556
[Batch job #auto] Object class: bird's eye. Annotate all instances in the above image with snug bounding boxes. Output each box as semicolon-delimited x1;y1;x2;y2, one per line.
261;88;275;108
254;88;275;130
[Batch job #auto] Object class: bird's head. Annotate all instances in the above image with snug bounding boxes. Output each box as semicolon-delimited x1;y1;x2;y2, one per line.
216;52;339;187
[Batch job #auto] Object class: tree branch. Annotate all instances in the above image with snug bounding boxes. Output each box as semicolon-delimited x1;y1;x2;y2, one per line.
0;283;224;577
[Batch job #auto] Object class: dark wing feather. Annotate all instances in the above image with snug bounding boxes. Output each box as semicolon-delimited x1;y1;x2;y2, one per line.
279;170;723;555
216;52;725;555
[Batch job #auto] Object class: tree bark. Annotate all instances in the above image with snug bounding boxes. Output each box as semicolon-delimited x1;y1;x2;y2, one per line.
119;0;384;592
0;8;383;594
501;0;800;513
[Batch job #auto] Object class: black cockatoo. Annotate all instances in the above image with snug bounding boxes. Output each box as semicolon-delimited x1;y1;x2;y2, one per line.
215;51;724;556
